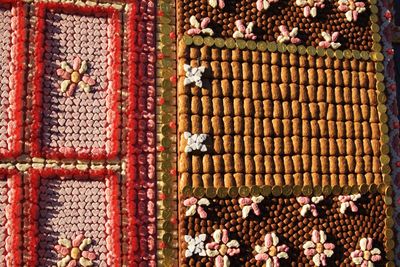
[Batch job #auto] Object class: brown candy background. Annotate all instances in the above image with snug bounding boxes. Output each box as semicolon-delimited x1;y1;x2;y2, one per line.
177;0;373;50
179;194;387;266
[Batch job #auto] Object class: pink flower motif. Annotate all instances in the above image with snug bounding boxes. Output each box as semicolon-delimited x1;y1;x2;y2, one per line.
254;232;289;267
296;0;325;17
303;230;335;266
318;31;341;49
206;229;240;267
54;233;96;267
338;194;361;214
337;0;366;22
56;57;96;97
239;196;264;218
351;238;382;266
187;16;214;36
183;197;210;219
256;0;279;11
233;20;257;40
384;10;392;22
296;196;323;217
277;25;301;44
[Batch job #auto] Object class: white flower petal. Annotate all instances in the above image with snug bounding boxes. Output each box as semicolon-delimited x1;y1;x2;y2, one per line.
206;249;219;257
252;195;264;203
198;198;210;206
311;196;324;204
184;235;192;243
319;231;327;243
198;234;207;242
321;32;331;42
271;232;279;247
213;230;222;243
352;257;363;264
266;258;273;267
223;255;230;267
242;205;252;218
303;241;315;249
360;238;367;251
185;249;193;257
324;249;334;257
185;205;197;217
371;248;381;255
233;31;244;39
189;16;200;29
227;240;240;248
345;10;353;21
331;42;341;49
208;0;217;8
277;252;289;259
313;253;321;266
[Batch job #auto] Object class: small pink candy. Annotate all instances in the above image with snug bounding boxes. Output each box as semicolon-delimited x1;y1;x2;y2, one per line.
279;25;289;35
66;260;77;267
218;0;225;8
197;206;207;219
215;255;224;267
304;6;311;17
183;197;197;206
265;233;273;247
54;245;69;256
235;20;245;32
201;17;211;28
349;201;358;212
291;37;301;44
82;251;96;261
324;243;335;250
304;248;316;256
366;238;373;250
371;255;382;262
312;230;320;243
331;32;339;42
252;203;260;215
255;253;269;261
256;0;264;11
187;28;202;36
319;41;330;48
355;2;365;7
222;229;229;244
353;10;358;21
320;253;327;266
239;197;252;205
338;4;348;11
297;196;310;205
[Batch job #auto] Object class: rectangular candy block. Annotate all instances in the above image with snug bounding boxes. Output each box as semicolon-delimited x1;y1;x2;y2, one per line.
31;2;121;160
0;169;22;266
0;1;25;159
26;168;121;267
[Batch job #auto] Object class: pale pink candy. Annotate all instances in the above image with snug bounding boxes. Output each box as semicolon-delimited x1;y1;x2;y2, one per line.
365;237;373;250
197;206;207;218
356;2;365;7
255;253;269;261
54;245;69;256
72;57;81;71
278;244;289;252
256;0;264;11
312;230;320;243
361;262;368;267
304;5;311;17
318;41;331;48
206;242;220;250
222;229;229;244
351;250;363;258
215;255;224;267
66;260;77;267
297;196;310;205
331;32;339;42
310;204;318;217
245;33;257;40
72;234;85;247
227;248;240;256
291;37;301;44
187;28;202;35
324;243;335;250
320;253;327;266
183;197;197;206
239;198;252;205
251;202;261;215
273;257;280;266
235;20;246;32
304;248;316;256
82;251;96;260
265;233;273;248
371;255;382;262
218;0;225;8
82;75;95;86
338;4;348;11
201;17;211;28
352;10;358;21
349;201;358;212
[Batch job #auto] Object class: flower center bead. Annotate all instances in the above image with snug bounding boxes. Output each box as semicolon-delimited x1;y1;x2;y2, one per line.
219;244;228;256
363;251;371;260
269;246;277;257
71;71;81;83
70;247;81;260
316;243;324;253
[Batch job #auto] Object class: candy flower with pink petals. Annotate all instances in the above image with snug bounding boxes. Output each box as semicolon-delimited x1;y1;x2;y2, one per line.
297;196;323;217
351;238;382;266
54;234;96;267
187;16;214;36
254;232;289;267
337;0;366;22
184;197;210;219
206;229;240;267
56;57;96;97
295;0;325;17
338;194;361;214
303;230;335;266
277;25;301;44
233;20;257;40
239;195;264;218
256;0;279;11
318;31;341;49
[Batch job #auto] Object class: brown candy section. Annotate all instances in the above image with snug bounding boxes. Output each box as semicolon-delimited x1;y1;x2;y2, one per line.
178;44;382;188
179;194;387;266
177;0;373;50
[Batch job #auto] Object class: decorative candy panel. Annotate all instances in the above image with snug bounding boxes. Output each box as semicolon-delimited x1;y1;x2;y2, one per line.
0;1;25;158
0;169;22;266
26;168;121;266
31;2;121;160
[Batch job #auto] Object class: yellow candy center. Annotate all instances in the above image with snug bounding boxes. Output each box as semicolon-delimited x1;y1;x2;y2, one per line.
364;251;371;260
219;244;228;256
70;247;81;260
316;243;324;254
269;246;277;257
71;71;81;84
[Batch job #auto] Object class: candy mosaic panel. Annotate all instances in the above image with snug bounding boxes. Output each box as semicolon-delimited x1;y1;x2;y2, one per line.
26;169;121;266
31;3;121;160
177;0;374;50
37;179;109;266
0;1;24;158
178;44;383;188
0;170;22;266
179;192;390;266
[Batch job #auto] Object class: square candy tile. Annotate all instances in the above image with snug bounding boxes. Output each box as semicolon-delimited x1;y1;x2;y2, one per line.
31;3;121;160
0;2;24;158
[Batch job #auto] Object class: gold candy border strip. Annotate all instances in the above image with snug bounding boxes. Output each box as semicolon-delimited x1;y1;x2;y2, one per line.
156;0;178;265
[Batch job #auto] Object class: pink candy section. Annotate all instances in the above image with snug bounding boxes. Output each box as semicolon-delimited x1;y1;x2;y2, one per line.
37;179;109;266
0;179;7;264
0;6;12;149
41;12;111;153
126;0;157;265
